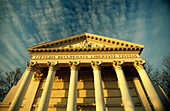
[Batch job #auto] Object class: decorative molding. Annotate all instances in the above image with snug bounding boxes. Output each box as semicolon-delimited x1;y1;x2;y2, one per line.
65;40;107;48
80;40;93;48
69;61;80;71
91;61;102;71
112;61;124;70
134;60;146;71
47;61;58;71
29;47;141;53
26;62;37;71
55;76;60;81
33;70;43;80
32;54;139;60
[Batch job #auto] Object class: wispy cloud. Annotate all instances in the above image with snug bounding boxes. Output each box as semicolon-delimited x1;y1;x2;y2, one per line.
0;0;170;72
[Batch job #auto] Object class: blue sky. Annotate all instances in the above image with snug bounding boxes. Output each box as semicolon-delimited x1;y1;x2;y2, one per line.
0;0;170;73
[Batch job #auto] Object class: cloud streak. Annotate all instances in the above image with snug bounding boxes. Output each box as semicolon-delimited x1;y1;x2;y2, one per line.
0;0;170;72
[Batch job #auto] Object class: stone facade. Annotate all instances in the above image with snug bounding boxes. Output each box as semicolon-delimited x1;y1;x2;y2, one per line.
0;33;168;111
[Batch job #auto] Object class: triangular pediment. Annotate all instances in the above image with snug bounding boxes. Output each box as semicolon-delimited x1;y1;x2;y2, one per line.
27;33;144;54
28;33;144;49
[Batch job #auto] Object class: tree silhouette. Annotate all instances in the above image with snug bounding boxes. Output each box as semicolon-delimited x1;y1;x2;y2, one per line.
145;56;170;97
0;68;22;101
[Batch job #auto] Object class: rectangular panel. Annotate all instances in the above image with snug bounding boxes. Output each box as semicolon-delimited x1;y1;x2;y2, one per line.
105;98;122;104
77;82;94;89
50;90;68;97
77;98;95;104
77;97;123;104
31;107;67;111
34;97;68;105
35;89;69;98
106;107;124;111
39;81;70;89
103;89;121;97
49;98;68;104
80;107;96;111
78;89;122;97
78;90;95;97
52;82;69;89
102;81;118;89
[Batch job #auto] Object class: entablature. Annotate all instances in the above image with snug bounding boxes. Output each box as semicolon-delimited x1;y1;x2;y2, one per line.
30;53;142;68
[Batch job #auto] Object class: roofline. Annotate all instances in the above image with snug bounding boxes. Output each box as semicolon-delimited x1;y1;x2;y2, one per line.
27;33;87;49
84;33;144;47
27;33;144;50
28;47;143;54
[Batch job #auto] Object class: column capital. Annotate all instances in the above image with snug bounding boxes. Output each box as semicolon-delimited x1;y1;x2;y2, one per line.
47;61;58;71
134;60;146;71
26;62;37;71
112;61;124;70
69;61;80;71
91;61;101;71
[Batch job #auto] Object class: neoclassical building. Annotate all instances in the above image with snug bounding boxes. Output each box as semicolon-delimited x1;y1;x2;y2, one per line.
0;33;168;111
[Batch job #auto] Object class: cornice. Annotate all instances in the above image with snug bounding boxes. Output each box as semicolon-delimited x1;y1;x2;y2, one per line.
28;47;143;53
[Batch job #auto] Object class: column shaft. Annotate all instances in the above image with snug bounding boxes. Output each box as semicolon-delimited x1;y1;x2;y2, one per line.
134;60;165;111
113;61;135;111
67;61;79;111
37;62;57;111
91;61;106;111
8;62;36;111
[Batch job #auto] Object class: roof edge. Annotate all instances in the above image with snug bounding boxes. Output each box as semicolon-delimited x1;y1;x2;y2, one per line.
27;33;144;50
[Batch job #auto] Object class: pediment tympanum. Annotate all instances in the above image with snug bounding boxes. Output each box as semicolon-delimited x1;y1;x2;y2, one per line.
63;40;110;48
27;33;144;56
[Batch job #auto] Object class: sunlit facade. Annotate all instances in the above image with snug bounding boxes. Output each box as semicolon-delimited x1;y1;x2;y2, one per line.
0;33;168;111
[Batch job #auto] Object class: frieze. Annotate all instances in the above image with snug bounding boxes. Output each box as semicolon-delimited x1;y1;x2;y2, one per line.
32;54;139;60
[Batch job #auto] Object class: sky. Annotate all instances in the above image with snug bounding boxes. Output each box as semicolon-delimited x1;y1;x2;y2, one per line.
0;0;170;74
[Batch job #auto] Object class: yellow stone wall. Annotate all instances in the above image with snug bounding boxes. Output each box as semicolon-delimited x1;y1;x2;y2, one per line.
31;66;144;111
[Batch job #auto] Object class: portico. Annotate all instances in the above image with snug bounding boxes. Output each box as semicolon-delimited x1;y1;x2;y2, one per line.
0;33;166;111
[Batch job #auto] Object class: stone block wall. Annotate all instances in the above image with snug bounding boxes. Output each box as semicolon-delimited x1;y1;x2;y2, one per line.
31;67;144;111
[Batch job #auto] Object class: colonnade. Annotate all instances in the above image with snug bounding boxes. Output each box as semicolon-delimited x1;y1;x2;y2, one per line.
8;60;165;111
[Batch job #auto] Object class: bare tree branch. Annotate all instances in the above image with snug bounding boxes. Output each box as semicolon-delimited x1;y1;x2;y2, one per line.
0;68;22;101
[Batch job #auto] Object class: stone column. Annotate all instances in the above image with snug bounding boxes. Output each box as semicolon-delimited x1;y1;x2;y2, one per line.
37;62;58;111
134;60;165;111
133;77;152;111
67;61;79;111
8;62;37;111
113;61;135;111
91;61;106;111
